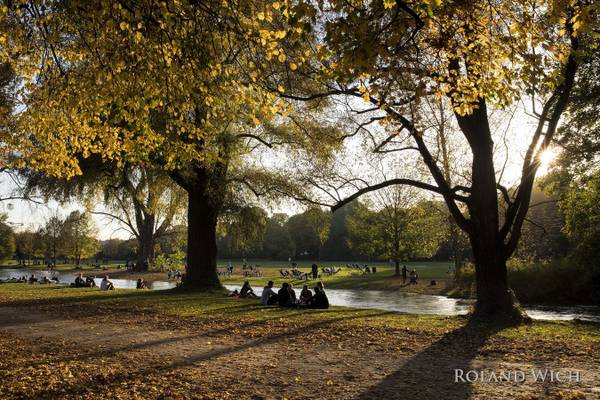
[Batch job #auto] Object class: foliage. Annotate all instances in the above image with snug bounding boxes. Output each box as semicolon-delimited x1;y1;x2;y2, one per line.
455;258;600;305
39;215;64;263
99;238;136;262
259;214;295;260
347;195;446;262
60;211;99;265
0;213;14;262
285;207;330;259
13;230;44;264
154;250;186;272
514;188;569;260
218;206;268;256
559;172;600;264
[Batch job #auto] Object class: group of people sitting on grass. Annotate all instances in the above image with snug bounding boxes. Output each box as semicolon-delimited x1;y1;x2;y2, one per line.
0;275;60;284
71;273;114;290
167;269;183;280
230;280;329;309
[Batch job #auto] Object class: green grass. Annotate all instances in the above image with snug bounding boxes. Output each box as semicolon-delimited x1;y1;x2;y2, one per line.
1;260;455;292
0;283;597;344
219;260;453;291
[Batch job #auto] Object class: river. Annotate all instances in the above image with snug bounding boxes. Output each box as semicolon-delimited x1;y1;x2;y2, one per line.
1;268;598;322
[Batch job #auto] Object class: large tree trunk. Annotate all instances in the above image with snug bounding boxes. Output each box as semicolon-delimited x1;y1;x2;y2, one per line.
184;184;221;287
457;100;520;319
135;216;155;272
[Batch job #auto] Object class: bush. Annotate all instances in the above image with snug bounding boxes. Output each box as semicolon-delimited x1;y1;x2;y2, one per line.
507;258;600;305
452;258;599;305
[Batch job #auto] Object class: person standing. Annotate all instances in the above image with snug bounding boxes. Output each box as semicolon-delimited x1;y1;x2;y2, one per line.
311;263;318;279
401;265;408;284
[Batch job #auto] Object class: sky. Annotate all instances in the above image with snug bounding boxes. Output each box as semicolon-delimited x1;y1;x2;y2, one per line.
0;101;559;241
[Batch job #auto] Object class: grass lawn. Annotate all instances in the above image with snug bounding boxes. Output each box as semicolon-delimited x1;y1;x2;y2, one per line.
0;284;597;399
1;259;458;295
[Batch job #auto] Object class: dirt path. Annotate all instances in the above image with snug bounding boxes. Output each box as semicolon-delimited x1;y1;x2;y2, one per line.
0;306;597;400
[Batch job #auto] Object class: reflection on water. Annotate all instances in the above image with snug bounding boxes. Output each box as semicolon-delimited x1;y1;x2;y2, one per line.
0;268;177;290
1;268;598;322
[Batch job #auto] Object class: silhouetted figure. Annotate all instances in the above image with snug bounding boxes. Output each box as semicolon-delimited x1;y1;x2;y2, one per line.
136;278;147;289
73;273;85;287
311;263;318;279
402;265;408;284
239;281;258;298
278;282;293;307
300;285;312;305
85;276;96;287
308;286;329;309
409;269;418;284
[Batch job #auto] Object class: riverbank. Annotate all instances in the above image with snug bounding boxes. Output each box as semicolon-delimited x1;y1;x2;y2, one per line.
0;284;597;399
0;262;460;297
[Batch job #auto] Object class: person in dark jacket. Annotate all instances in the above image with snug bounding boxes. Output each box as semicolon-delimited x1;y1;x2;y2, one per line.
308;286;329;309
239;281;258;298
278;282;293;307
73;273;85;287
311;263;318;279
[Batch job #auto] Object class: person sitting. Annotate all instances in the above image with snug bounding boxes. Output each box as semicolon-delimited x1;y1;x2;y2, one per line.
136;278;147;289
409;269;418;284
100;276;114;291
300;285;312;305
28;274;38;284
307;286;329;309
260;281;278;305
277;282;293;307
228;289;240;297
50;276;59;283
72;273;86;287
40;276;51;284
239;281;258;298
85;276;96;288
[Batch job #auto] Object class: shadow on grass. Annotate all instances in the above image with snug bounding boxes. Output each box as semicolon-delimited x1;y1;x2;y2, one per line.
27;309;396;399
354;318;514;400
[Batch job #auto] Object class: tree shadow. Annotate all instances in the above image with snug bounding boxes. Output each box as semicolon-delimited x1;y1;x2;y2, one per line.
354;318;514;400
30;310;395;399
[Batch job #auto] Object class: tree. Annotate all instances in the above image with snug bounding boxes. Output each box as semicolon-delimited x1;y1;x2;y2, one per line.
347;192;445;268
286;207;330;259
261;214;295;260
217;206;267;258
60;211;99;265
2;1;339;287
13;230;43;265
24;159;187;271
321;203;354;260
40;214;63;266
279;0;595;319
0;213;14;263
557;172;600;264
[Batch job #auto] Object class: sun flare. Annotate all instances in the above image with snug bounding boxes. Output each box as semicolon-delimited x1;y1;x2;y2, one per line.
538;147;558;175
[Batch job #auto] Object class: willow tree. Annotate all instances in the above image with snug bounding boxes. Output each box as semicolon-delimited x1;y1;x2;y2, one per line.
24;159;187;271
1;0;339;286
277;0;596;318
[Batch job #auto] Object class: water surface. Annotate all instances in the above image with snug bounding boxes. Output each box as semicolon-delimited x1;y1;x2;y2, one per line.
1;268;598;322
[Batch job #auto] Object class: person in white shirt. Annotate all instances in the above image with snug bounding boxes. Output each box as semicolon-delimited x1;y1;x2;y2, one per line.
260;281;277;305
100;276;114;291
